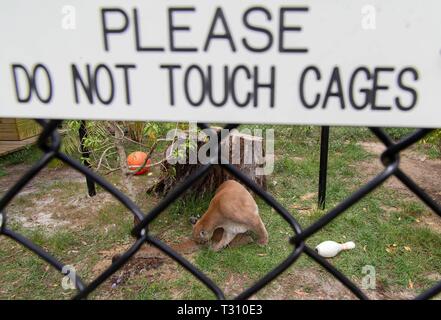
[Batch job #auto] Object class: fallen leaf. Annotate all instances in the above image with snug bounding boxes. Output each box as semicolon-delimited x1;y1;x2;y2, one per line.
293;290;308;297
363;245;367;252
291;204;311;211
386;244;398;254
404;246;412;252
300;192;315;201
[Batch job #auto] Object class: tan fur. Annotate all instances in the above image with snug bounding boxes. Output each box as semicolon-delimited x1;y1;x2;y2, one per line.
192;180;268;251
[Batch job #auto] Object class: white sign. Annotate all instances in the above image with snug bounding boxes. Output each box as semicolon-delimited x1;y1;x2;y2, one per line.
1;0;441;128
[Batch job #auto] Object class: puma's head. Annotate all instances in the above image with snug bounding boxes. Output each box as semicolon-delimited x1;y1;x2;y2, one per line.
191;217;212;244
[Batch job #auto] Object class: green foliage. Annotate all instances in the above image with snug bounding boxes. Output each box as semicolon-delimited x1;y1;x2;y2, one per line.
142;122;161;141
421;130;441;158
60;121;181;171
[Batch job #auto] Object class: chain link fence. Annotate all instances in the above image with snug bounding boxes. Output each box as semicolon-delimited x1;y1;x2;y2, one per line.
0;120;440;300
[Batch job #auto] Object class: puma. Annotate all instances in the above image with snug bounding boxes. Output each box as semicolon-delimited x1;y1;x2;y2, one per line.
191;180;268;251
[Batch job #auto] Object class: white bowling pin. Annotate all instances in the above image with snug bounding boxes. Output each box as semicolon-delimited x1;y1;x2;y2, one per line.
315;241;355;258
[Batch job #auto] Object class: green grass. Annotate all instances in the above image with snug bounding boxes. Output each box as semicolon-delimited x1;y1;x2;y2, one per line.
0;145;42;178
132;126;440;299
0;145;42;166
384;128;416;141
0;125;440;300
0;203;136;299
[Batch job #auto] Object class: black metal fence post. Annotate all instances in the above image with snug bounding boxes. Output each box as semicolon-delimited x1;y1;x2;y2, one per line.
79;120;96;197
318;126;330;209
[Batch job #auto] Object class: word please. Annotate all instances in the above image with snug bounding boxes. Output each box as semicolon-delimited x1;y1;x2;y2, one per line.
101;6;309;53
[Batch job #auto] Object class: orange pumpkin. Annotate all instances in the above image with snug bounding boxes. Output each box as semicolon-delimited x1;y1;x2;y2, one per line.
127;151;151;176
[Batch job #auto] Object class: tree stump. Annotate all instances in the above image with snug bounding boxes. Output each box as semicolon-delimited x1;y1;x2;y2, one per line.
148;128;267;197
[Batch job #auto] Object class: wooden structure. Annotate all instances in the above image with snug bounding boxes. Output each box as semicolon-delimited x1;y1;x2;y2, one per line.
0;119;41;156
0;136;39;156
0;119;41;141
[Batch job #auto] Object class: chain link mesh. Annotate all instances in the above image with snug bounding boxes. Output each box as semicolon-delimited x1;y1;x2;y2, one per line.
0;120;440;300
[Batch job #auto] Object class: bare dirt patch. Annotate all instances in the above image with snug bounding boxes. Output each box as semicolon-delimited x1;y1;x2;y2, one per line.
223;273;252;297
1;164;119;231
256;268;355;300
93;239;200;294
7;187;115;232
91;244;133;275
359;142;441;203
359;141;441;235
255;267;415;300
419;214;441;234
92;233;258;295
0;164;84;194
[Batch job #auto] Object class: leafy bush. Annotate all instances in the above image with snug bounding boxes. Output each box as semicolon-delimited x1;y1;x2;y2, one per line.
60;121;182;172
